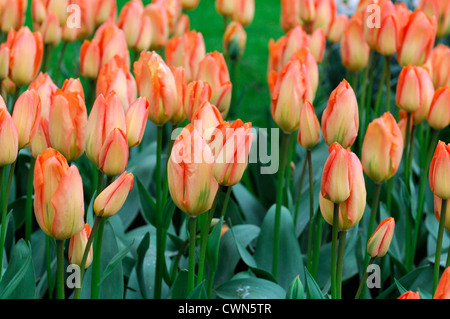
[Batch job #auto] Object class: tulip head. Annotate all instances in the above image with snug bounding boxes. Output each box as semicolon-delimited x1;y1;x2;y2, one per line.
280;0;301;33
126;97;149;148
143;2;169;51
0;105;18;166
184;80;212;122
117;0;152;52
29;73;58;120
434;195;450;232
170;66;186;125
99;128;129;176
182;0;199;11
231;0;254;27
223;21;247;61
215;0;235;17
297;100;320;150
367;218;395;258
40;12;62;46
68;224;93;269
172;13;190;37
94;171;134;217
311;0;336;36
328;14;349;44
427;45;450;89
0;0;27;33
427;86;450;131
0;44;10;81
418;0;450;38
191;101;224;142
434;267;450;299
398;291;421;299
92;20;130;69
30;117;50;159
12;90;41;149
340;13;370;73
94;0;117;26
429;141;450;200
80;40;101;79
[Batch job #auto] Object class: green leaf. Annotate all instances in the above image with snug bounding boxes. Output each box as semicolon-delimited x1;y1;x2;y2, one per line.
286;275;304;299
232;183;266;226
395;278;408;295
305;267;325;299
215;278;286;299
206;217;224;272
136;176;157;226
86;190;97;227
188;281;208;299
99;239;134;285
163;200;176;229
136;232;150;299
171;270;189;299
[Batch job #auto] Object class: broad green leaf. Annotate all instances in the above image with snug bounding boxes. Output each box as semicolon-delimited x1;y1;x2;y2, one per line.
286;275;304;299
206;217;224;272
232;183;266;226
216;277;285;299
136;176;157;226
99;239;134;285
136;232;150;299
395;278;408;295
305;267;325;299
171;270;189;299
188;281;208;299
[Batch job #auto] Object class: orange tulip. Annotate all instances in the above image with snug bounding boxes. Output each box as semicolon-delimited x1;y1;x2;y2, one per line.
290;48;318;97
33;148;85;240
61;78;85;99
80;40;101;79
181;0;199;11
69;224;93;268
297;100;320;150
319;143;366;230
29;73;58;120
0;0;27;33
321;79;359;149
191;101;224;141
215;0;235;17
170;66;186;125
231;0;254;27
143;2;169;51
134;51;178;126
99;127;129;176
0;44;9;81
362;112;404;184
30;117;50;159
311;0;336;36
429;141;450;200
418;0;450;38
184;80;212;122
0;103;18;166
280;0;301;32
94;0;117;27
39;12;62;46
117;0;152;52
328;14;349;44
426;44;450;89
397;10;436;67
196;52;232;117
172;13;190;37
125;97;149;148
397;111;412;149
31;0;69;27
367;218;395;258
434;195;450;231
427;86;450;131
308;28;326;64
67;0;96;39
223;21;247;61
94;171;134;217
340;13;370;72
434;267;450;299
167;123;219;217
398;291;421;299
12;90;41;149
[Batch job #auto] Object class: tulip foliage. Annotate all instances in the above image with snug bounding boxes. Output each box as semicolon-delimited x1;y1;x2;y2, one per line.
0;0;448;303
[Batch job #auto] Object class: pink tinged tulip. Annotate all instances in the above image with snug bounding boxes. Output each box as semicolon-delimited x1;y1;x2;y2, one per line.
434;195;450;231
181;0;199;11
80;40;101;79
429;141;450;200
171;67;186;125
398;291;421;299
397;10;437;67
321;79;359;149
0;44;9;80
308;29;326;64
328;14;348;44
33;148;85;240
231;0;254;27
411;68;435;125
418;0;450;38
299;0;316;23
117;0;152;52
428;86;450;131
172;13;190;37
93;20;130;70
291;48;318;97
69;224;93;268
0;105;18;166
167;124;219;217
297;100;320;150
191;101;224;142
434;267;450;299
31;0;47;26
94;171;134;217
12;90;41;149
280;0;301;32
94;0;117;26
363;0;396;55
62;78;85;100
312;0;336;36
367;218;395;258
215;0;235;17
281;26;310;67
223;21;247;61
30;117;50;159
271;59;313;134
126;97;149;148
340;13;370;73
29;73;58;120
184;80;212;122
134;51;178;126
143;2;169;51
99;128;129;176
40;12;62;46
427;45;450;89
48;91;88;162
196;52;232;118
0;0;27;33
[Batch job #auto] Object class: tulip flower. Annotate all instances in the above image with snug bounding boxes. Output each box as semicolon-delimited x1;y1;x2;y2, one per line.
215;0;235;18
434;195;450;231
48;90;87;162
97;55;137;112
29;73;58;120
280;0;301;32
418;0;450;38
182;0;199;11
367;218;395;258
297;100;320;150
434;267;450;299
429;141;450;200
0;105;18;166
61;78;85;99
117;0;152;53
0;45;9;81
170;66;186;125
4;27;43;87
196;52;232;117
166;30;206;83
31;0;69;27
92;20;130;69
125;97;149;148
184;80;212;122
39;12;62;46
328;14;348;44
362;112;404;184
299;0;316;24
94;0;117;27
0;0;27;33
33;148;85;240
223;21;247;61
94;171;134;217
99;127;129;176
397;10;436;67
428;86;450;131
321;79;359;149
426;45;450;89
308;29;326;64
143;2;169;51
311;0;336;36
231;0;254;27
168;124;219;217
134;51;178;126
290;48;318;97
30;117;50;159
80;40;101;79
398;291;421;299
191;101;224;141
12;90;41;149
69;224;93;268
68;0;96;39
340;13;370;73
172;13;190;37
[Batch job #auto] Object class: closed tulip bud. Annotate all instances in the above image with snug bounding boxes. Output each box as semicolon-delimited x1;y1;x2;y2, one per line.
70;0;96;39
168;124;219;217
429;141;450;200
184;80;212;121
328;14;348;44
196;52;232;117
29;73;58;120
398;291;421;299
428;86;450;131
223;21;247;61
434;267;450;299
172;13;190;37
411;69;435;126
40;12;62;46
0;45;9;81
5;27;43;87
166;30;206;83
322;79;359;149
99;128;129;176
31;0;46;26
427;45;450;89
0;106;18;166
61;19;79;43
62;78;85;99
216;0;235;17
397;10;436;67
0;0;27;33
280;26;310;68
86;93;127;168
299;0;316;23
297;100;320;150
340;13;370;72
320;143;366;229
290;48;318;97
191;101;223;141
94;171;134;217
367;218;395;258
30;117;50;158
231;0;254;27
312;0;336;36
48;90;88;162
271;59;313;133
1;77;16;97
93;21;130;69
418;0;450;38
117;0;152;52
362;112;404;184
68;224;93;268
126;97;149;148
134;51;178;126
33;148;85;240
80;40;101;79
434;195;450;231
396;65;435;114
308;28;326;64
12;90;41;149
144;2;169;51
182;0;199;11
268;37;286;75
171;67;186;125
94;0;117;26
280;0;301;32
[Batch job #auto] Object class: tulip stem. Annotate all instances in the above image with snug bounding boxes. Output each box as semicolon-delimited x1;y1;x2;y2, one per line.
162;123;177;207
385;56;391;113
56;239;65;299
55;42;68;85
42;44;55;74
360;51;377;153
331;203;339;299
188;217;197;295
229;58;241;119
374;59;387;117
311;211;324;279
91;216;106;299
155;125;164;299
46;235;53;299
221;186;232;218
272;132;291;279
403;113;412;185
294;158;307;228
433;199;447;295
306;150;315;272
25;157;35;243
405;123;416;269
355;257;376;299
336;230;347;299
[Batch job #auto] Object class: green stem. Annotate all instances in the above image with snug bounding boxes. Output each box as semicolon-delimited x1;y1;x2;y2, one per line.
90;217;106;299
374;58;387;117
386;178;394;215
294;158;307;228
272;132;291;279
433;199;447;295
364;183;382;270
188;217;197;295
221;186;232;218
88;78;97;113
336;230;347;299
207;267;215;297
385;56;391;113
355;257;376;299
405;124;416;269
97;170;104;196
404;113;412;185
306;150;314;271
25;158;35;243
155;125;164;299
42;44;54;73
229;58;240;119
162;123;176;207
446;241;450;268
46;235;53;299
331;203;339;299
360;51;377;153
54;42;68;85
311;211;324;279
56;239;65;299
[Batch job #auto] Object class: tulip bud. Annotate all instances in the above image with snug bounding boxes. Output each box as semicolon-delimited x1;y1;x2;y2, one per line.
434;267;450;299
328;14;348;44
216;0;235;17
362;112;404;184
223;21;247;61
94;0;117;27
340;13;370;72
398;291;421;299
117;0;152;52
191;101;224;141
93;21;130;69
428;86;450;131
33;148;85;240
308;29;326;64
125;97;149;148
29;73;58;120
279;26;310;68
367;218;395;258
40;12;62;46
319;143;366;230
181;0;199;11
0;0;27;33
0;105;18;166
290;48;318;97
69;224;93;269
0;45;10;81
94;171;134;217
299;0;316;23
297;100;320;150
61;24;79;43
12;90;41;149
280;0;301;33
172;13;190;37
311;0;336;36
171;67;186;125
168;124;219;217
322;79;359;149
427;45;450;89
429;141;450;200
80;40;101;79
434;195;450;232
62;78;85;100
30;117;50;159
418;0;450;38
184;80;212;122
99;128;129;176
134;51;178;126
231;0;254;27
144;2;169;51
